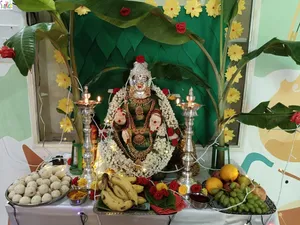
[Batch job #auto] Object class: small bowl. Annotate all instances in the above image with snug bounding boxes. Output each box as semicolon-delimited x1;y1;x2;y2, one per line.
189;193;211;209
67;189;88;206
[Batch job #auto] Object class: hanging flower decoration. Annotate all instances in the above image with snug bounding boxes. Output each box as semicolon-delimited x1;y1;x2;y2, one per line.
75;6;91;16
238;0;246;15
163;0;180;18
120;7;131;16
225;66;242;83
53;50;65;64
224;108;236;124
290;112;300;124
145;0;158;7
57;97;74;114
59;117;73;133
178;184;188;195
205;0;221;18
56;72;71;89
0;46;15;58
227;44;244;62
224;127;235;143
136;55;145;63
225;21;244;40
184;0;202;18
176;22;186;34
226;88;241;104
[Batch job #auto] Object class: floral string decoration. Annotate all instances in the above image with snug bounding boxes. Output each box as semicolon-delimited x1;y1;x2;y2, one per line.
176;22;186;34
291;112;300;124
163;0;180;18
225;66;242;83
53;49;65;64
227;44;244;61
184;0;202;18
224;127;235;143
145;0;158;7
60;117;74;133
120;7;131;16
225;21;244;40
224;108;236;124
56;72;71;89
238;0;246;15
205;0;221;18
226;88;240;104
0;46;15;58
57;97;74;114
75;6;91;16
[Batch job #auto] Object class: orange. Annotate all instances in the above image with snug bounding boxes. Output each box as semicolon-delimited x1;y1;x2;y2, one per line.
206;177;223;195
220;164;239;182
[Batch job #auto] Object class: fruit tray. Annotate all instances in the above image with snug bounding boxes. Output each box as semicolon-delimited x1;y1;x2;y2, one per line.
93;197;156;216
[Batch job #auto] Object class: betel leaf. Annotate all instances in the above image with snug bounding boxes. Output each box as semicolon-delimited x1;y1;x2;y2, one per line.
222;0;239;25
144;189;176;209
237;38;300;70
14;0;56;12
238;102;297;133
149;62;211;89
4;22;68;76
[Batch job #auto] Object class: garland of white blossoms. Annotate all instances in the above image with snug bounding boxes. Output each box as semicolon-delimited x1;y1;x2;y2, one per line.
99;85;178;177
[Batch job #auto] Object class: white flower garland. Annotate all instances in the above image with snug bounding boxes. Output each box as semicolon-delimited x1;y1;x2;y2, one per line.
99;85;179;177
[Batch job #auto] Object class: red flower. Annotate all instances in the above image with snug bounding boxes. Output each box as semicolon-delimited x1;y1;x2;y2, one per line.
190;184;202;193
136;55;145;63
89;190;100;200
0;46;16;58
176;22;186;34
113;88;121;94
171;139;178;146
153;190;164;200
137;177;150;186
72;177;79;186
67;158;72;165
162;88;170;96
162;189;169;197
167;127;174;136
149;186;157;195
169;180;180;191
291;112;300;125
120;7;131;16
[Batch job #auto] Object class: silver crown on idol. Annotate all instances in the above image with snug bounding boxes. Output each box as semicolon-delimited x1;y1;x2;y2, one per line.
129;56;152;87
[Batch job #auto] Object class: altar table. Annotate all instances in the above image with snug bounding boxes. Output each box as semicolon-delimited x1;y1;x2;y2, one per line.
6;198;274;225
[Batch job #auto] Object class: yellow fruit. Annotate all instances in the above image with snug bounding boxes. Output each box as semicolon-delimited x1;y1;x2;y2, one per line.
220;164;239;182
132;185;144;194
206;177;223;195
137;196;147;204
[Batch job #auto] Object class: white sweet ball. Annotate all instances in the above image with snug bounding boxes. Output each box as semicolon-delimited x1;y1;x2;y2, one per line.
36;178;43;186
38;184;49;195
14;184;25;195
8;184;16;193
61;180;70;187
31;195;42;204
41;179;50;186
50;175;60;183
42;193;52;203
8;191;15;199
62;176;71;183
39;169;51;179
60;185;69;194
54;171;66;179
25;186;36;197
19;196;31;205
27;181;38;189
36;191;41;196
30;172;40;181
50;181;61;190
12;194;22;203
43;165;54;174
51;190;61;198
25;176;34;184
14;179;25;186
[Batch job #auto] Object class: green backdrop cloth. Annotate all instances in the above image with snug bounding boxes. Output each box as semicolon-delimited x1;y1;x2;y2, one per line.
74;7;221;145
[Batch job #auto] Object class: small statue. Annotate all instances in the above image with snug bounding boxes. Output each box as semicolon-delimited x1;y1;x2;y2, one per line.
99;56;181;177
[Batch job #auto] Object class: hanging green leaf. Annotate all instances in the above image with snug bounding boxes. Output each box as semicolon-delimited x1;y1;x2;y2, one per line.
14;0;56;12
149;62;211;89
4;23;68;76
86;67;129;86
222;0;239;25
237;38;300;71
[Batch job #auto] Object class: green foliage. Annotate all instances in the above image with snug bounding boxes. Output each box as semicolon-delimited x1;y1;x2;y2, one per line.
144;189;176;209
222;0;239;25
14;0;56;12
238;102;298;133
4;23;68;76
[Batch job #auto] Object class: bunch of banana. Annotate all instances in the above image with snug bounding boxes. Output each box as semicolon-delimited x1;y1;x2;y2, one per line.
99;173;147;212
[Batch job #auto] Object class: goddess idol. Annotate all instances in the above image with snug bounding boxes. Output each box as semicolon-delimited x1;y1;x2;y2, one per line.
99;56;181;177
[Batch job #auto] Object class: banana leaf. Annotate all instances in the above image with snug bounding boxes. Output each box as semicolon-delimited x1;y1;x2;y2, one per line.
222;0;239;25
237;102;298;133
4;22;68;76
14;0;56;12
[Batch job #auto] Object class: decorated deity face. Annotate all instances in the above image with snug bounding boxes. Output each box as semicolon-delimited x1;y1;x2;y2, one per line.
132;73;149;92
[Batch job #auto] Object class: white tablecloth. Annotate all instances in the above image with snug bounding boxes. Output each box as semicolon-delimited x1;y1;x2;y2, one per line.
6;198;274;225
